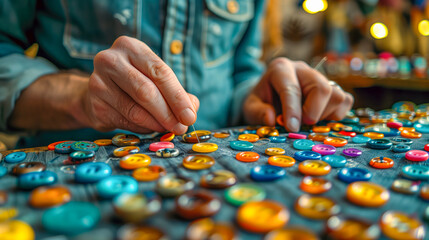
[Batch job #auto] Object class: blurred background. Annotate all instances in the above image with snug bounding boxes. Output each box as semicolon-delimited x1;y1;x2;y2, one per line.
262;0;428;109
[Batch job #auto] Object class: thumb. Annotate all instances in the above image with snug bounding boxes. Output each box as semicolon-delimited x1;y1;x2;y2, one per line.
244;94;276;126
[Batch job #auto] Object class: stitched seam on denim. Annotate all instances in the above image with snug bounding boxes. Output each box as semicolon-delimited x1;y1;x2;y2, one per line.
206;0;254;21
204;48;233;68
201;10;208;61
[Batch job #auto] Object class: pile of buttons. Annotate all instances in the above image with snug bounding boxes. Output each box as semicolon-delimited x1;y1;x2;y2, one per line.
0;101;428;240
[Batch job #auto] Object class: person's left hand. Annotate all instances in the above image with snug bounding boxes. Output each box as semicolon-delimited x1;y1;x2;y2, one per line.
243;57;354;132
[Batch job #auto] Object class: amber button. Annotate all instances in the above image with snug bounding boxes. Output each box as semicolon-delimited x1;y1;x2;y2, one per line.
132;166;166;182
175;190;221;220
346;181;389;207
0;190;8;205
300;176;332;194
380;211;425;240
227;0;239;14
183;155;215;170
326;215;380;240
170;40;183;54
186;218;236;240
117;225;166;240
29;185;71;208
265;227;318;240
200;170;237;189
13;162;46;175
294;194;340;220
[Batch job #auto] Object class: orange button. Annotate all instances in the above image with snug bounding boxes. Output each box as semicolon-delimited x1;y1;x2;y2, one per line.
369;157;394;169
160;133;175;142
346;181;389;207
298;160;331;176
380;211;425;240
256;126;278;138
312;126;331;133
94;139;112;146
420;184;429;200
170;40;183;54
183;155;215;170
227;0;239;14
119;154;151;170
295;194;340;219
237;200;289;233
236;152;260;162
265;147;285;156
401;130;422;139
268;156;296;167
326;215;380;240
399;127;415;132
308;133;327;142
300;176;332;194
363;132;384;139
276;114;284;126
324;137;348;147
113;146;140;157
132;165;166;181
29;186;71;208
238;134;259;142
265;227;318;240
213;132;230;138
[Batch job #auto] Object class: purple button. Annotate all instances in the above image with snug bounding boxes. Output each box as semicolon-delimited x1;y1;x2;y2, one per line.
312;144;336;155
342;148;362;157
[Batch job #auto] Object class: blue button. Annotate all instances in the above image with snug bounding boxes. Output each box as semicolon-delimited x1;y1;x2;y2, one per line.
414;123;429;133
352;135;371;144
340;116;360;124
42;201;100;235
5;152;26;163
402;165;429;180
229;141;253;151
294;151;322;161
293;139;315;150
0;166;7;178
378;129;400;137
397;119;413;127
55;141;76;154
243;130;257;134
338;167;372;183
322;155;347;168
391;137;413;145
71;141;99;152
69;151;95;160
329;132;350;140
351;125;365;134
250;165;286;181
367;139;392;150
96;175;138;199
75;162;112;183
269;136;286;143
18;171;57;190
392;144;411;153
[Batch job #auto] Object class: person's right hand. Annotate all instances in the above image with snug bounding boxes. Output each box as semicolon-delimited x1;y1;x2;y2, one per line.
81;36;199;134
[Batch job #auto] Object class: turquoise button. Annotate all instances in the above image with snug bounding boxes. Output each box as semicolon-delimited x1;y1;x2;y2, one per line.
96;175;138;199
392;144;410;153
397;119;413;127
322;155;347;168
229;141;253;151
250;165;286;181
293;139;315;150
391;137;413;145
367;139;392;150
55;141;76;154
414;123;429;133
352;135;370;143
402;165;429;180
378;129;400;137
69;150;95;160
294;151;322;161
0;166;7;178
269;136;286;143
5;152;26;163
71;141;99;152
18;171;57;190
75;162;112;183
340;116;359;124
42;201;100;235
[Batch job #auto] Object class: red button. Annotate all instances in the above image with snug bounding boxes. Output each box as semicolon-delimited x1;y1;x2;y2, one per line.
149;142;174;152
405;150;428;162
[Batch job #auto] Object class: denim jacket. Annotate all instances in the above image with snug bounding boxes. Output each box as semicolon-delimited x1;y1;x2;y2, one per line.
0;0;264;142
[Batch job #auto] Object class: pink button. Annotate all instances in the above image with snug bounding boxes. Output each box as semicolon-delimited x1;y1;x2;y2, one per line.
149;142;174;152
387;121;403;129
425;144;429;152
288;133;307;139
405;150;429;162
312;144;336;155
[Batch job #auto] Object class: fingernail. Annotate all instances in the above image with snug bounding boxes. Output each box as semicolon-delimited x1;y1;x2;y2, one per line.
179;108;196;125
172;123;187;135
287;117;300;132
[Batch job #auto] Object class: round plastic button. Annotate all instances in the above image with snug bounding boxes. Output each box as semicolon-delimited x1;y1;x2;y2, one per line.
338;167;372;183
54;141;75;154
326;216;380;240
192;143;218;153
5;152;27;163
405;150;428;162
414;123;429;133
0;220;35;240
294;194;340;220
342;148;362;157
424;143;429;152
42;202;100;235
149;142;174;152
160;132;175;142
182;130;212;143
363;132;384;139
420;184;429;200
380;211;425;240
339;130;356;137
387;121;403;129
132;165;166;182
329;132;351;140
308;133;328;142
71;141;99;152
250;165;286;181
69;150;95;161
48;140;70;150
236;152;260;162
312;144;336;155
391;137;413;145
75;162;112;183
324;137;348;147
392;144;411;153
13;162;46;175
183;155;215;170
186;218;236;240
113;146;140;157
225;183;266;206
322;155;347;168
265;227;318;240
29;185;71;208
117;225;166;240
18;171;58;190
238;134;259;142
346;181;389;207
293;139;315;150
155;148;179;158
298;160;331;176
156;174;195;197
112;134;140;146
268;155;296;167
401;130;422;139
402;165;429;180
312;126;331;133
294;151;322;161
369;157;394;169
96;175;138;199
213;132;230;138
367;138;392;150
237;200;289;233
229;141;253;151
268;136;286;143
257;126;279;137
300;176;332;194
391;179;420;194
200;170;237;189
288;133;307;139
352;135;371;143
93;139;112;146
119;154;151;170
175;190;221;220
265;147;285;156
113;192;161;222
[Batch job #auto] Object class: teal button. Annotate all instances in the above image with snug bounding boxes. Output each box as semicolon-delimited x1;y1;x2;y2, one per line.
322;155;346;168
18;171;57;190
352;135;371;143
392;144;410;153
414;123;429;133
96;175;138;199
367;139;392;150
5;152;26;163
402;165;429;180
71;141;99;152
229;141;253;151
293;139;315;150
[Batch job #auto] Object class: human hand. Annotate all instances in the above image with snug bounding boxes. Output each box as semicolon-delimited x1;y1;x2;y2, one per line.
243;58;354;132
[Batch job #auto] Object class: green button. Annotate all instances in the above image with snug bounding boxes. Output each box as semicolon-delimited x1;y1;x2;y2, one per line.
225;183;265;206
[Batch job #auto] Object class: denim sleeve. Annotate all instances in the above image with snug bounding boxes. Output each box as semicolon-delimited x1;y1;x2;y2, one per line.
0;0;59;131
229;0;266;125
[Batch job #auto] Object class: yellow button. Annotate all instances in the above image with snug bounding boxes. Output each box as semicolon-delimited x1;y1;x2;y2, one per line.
346;181;389;207
268;155;296;167
227;0;239;14
119;154;151;170
295;194;340;220
0;220;35;240
238;134;259;142
298;160;331;176
192;143;218;153
0;208;18;222
183;155;215;170
265;147;285;156
256;126;278;137
170;40;183;54
363;132;384;139
132;165;166;181
380;211;425;240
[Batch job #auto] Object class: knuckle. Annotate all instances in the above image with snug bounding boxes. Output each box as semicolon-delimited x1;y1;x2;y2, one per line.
160;113;176;129
127;103;147;124
282;85;302;99
113;36;133;48
135;81;158;103
332;90;346;103
150;60;174;82
269;57;291;69
318;82;332;96
295;60;309;69
94;50;117;69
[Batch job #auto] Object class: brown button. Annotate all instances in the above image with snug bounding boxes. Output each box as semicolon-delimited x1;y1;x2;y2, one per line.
175;190;221;220
13;162;46;175
227;0;239;14
200;170;237;189
170;40;183;54
0;190;8;205
186;218;236;240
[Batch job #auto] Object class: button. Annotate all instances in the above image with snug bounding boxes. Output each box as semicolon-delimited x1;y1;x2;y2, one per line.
293;139;315;150
71;141;99;152
392;144;411;153
54;141;76;153
160;132;175;142
420;184;429;200
367;138;392;149
342;148;362;157
0;220;35;240
29;185;71;208
0;190;8;205
321;155;346;168
183;155;215;170
363;132;384;139
132;165;166;181
48;140;70;150
186;218;236;240
182;130;211;143
402;165;429;180
93;139;112;146
294;194;340;220
399;127;416;132
346;181;389;207
117;225;166;240
75;162;112;183
326;216;380;240
352;135;371;143
119;154;151;170
5;151;27;163
391;137;413;145
276;114;285;126
425;143;429;152
338;130;357;137
213;132;230;138
112;134;141;147
324;137;348;147
156;174;195;197
237;200;289;233
338;167;372;183
379;211;425;240
265;147;285;156
391;179;419;194
13;162;46;175
312;144;336;155
369;157;394;169
69;150;95;162
298;160;331;176
42;202;100;235
156;148;179;157
293;151;322;161
238;134;259;142
225;183;266;206
236;151;260;162
268;155;296;167
405;150;428;162
414;123;429;133
192;143;218;153
401;130;422;139
113;146;140;157
288;133;307;139
268;136;286;143
0;166;7;178
329;132;351;140
170;40;183;54
175;190;221;220
256;126;278;137
200;170;237;189
265;227;318;240
250;165;286;181
308;133;328;142
229;141;253;151
113;192;161;222
312;126;330;133
149;142;174;152
96;175;138;199
18;171;57;190
227;0;239;14
387;121;403;129
300;176;332;194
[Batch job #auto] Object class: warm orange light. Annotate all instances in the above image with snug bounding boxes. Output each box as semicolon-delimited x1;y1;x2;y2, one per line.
303;0;328;14
370;22;388;39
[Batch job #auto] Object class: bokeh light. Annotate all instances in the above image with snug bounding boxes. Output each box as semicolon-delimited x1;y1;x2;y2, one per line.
370;22;388;39
418;20;429;36
303;0;328;14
